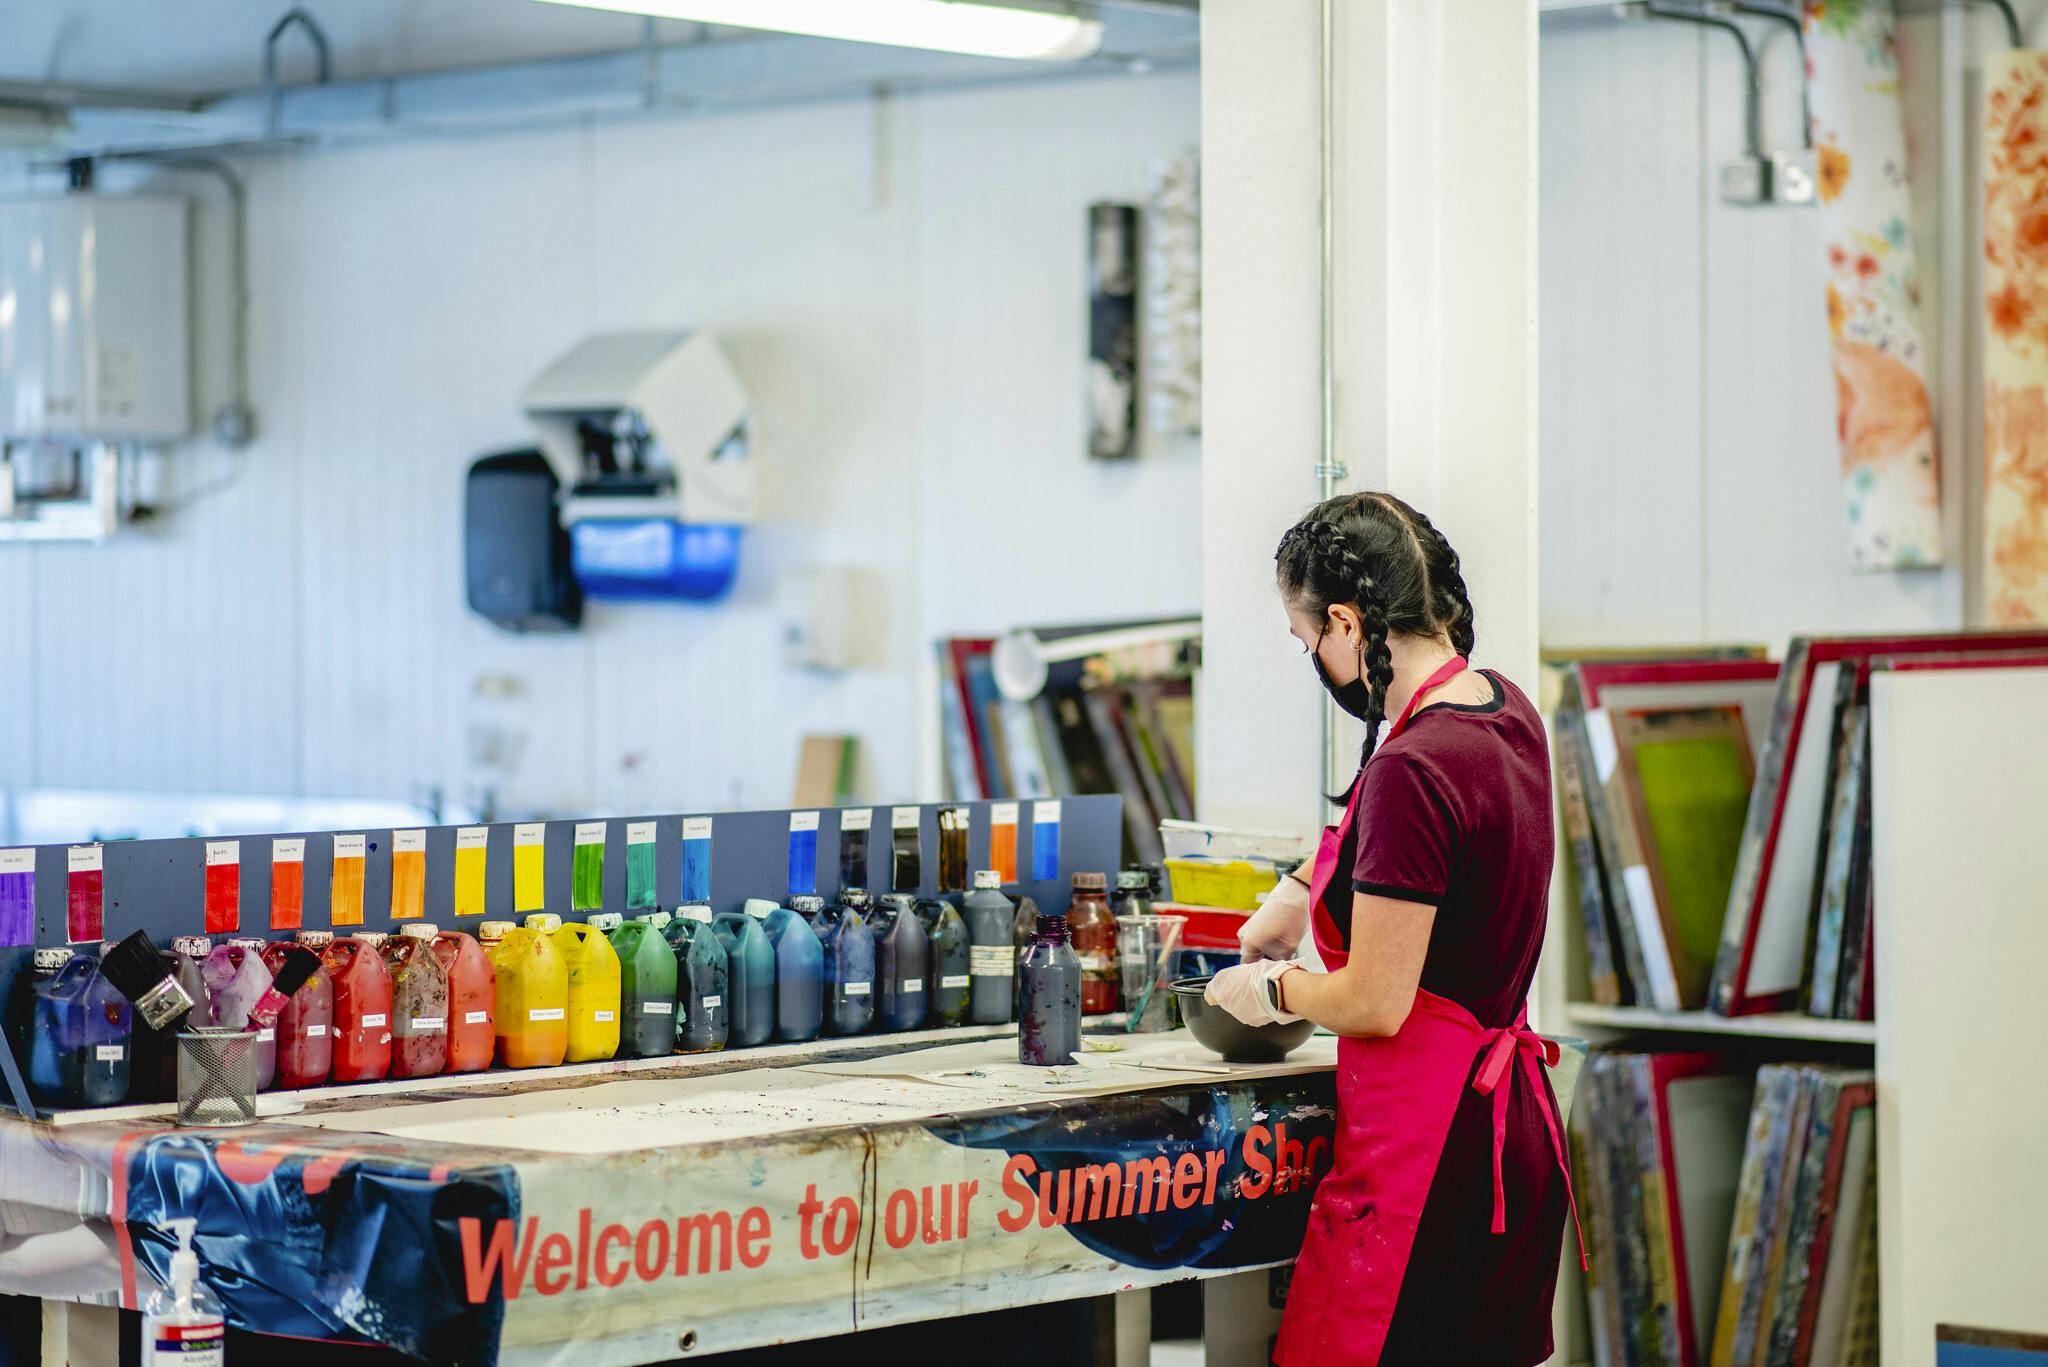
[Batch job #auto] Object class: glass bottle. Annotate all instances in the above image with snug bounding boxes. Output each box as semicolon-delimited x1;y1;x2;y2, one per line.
961;871;1016;1025
919;898;972;1028
1017;914;1082;1067
874;894;929;1032
1068;871;1120;1015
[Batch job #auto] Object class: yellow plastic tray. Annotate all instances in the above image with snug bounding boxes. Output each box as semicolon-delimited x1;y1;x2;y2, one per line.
1163;858;1279;912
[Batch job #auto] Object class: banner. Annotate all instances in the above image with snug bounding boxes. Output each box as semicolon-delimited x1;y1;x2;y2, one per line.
1983;50;2048;624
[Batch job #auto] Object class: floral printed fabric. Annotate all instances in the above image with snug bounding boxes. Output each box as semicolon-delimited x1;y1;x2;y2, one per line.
1983;52;2048;624
1806;0;1945;569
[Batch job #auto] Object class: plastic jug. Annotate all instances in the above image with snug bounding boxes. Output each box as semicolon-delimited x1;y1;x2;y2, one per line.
548;915;621;1063
429;928;496;1073
202;939;278;1090
763;900;824;1043
604;913;677;1058
874;895;929;1033
664;906;730;1053
320;935;394;1084
485;919;567;1068
818;900;876;1037
962;871;1016;1025
28;950;132;1108
715;904;778;1048
133;937;212;1102
264;933;333;1090
383;927;450;1079
919;898;972;1028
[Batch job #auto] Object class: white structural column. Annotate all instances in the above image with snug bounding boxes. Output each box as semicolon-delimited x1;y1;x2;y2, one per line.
1199;0;1540;830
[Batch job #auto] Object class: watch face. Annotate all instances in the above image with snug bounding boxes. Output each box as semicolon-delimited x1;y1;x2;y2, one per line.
1265;976;1281;1008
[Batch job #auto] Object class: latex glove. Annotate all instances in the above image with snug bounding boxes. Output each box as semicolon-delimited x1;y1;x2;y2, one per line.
1239;875;1312;964
1204;959;1305;1028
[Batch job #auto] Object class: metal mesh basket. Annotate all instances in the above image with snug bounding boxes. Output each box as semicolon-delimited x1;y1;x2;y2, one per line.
177;1027;259;1127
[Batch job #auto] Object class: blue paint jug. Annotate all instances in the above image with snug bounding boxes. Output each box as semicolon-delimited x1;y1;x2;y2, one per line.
769;897;827;1043
714;904;779;1048
29;949;133;1108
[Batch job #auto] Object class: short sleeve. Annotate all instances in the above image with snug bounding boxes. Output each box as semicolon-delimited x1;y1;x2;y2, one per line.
1351;750;1455;907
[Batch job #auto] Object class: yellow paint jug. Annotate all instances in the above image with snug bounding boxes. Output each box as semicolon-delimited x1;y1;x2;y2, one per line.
485;917;567;1068
551;916;622;1062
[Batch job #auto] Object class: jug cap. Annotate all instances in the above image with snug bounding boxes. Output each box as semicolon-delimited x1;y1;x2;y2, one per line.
879;893;917;910
477;920;515;942
228;936;267;949
743;898;778;920
172;935;212;957
587;912;623;932
523;913;563;933
1071;870;1107;892
295;930;334;948
399;923;439;939
677;903;713;924
790;895;826;913
972;870;1003;890
635;910;673;930
33;947;71;970
353;931;390;948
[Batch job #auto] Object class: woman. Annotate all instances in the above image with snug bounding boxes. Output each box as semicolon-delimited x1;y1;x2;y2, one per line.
1202;491;1581;1367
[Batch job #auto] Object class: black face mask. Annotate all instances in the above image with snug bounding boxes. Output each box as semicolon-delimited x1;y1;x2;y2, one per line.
1312;624;1377;723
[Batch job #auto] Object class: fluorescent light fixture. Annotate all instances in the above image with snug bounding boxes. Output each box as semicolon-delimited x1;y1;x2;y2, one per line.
530;0;1104;61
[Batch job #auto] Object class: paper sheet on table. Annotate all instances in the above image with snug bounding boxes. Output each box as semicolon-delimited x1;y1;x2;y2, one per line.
798;1030;1339;1093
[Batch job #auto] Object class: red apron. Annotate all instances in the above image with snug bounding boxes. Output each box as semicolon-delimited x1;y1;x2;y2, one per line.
1273;658;1583;1367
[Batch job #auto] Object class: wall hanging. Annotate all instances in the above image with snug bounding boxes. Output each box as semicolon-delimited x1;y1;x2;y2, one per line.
1983;50;2048;623
1805;0;1944;571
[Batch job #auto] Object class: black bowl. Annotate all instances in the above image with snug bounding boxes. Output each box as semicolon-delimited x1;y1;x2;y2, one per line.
1170;975;1317;1063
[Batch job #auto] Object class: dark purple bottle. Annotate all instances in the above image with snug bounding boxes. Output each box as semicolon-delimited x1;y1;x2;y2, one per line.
1017;914;1081;1067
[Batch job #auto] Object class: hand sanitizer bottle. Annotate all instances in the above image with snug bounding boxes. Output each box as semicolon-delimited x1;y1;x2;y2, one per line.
143;1218;225;1366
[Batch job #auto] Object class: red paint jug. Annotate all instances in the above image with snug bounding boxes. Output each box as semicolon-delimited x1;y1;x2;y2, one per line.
383;927;450;1080
320;934;393;1083
263;932;334;1089
429;928;496;1074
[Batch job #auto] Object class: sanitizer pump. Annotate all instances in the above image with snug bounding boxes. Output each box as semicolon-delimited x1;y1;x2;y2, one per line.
142;1219;225;1366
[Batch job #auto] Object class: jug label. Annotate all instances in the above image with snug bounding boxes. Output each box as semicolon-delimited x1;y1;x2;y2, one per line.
969;946;1014;976
465;1010;490;1024
842;982;870;998
307;1024;328;1037
530;1008;565;1021
594;1010;615;1022
902;979;924;993
1079;954;1113;973
940;974;971;989
95;1044;124;1062
642;1001;674;1015
258;1028;275;1043
701;995;724;1009
361;1013;387;1027
412;1017;445;1032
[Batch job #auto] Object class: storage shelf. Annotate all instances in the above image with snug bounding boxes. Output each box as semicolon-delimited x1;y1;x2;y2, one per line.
1564;1001;1876;1046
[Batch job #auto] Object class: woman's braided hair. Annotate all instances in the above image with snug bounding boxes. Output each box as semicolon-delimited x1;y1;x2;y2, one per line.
1274;491;1478;770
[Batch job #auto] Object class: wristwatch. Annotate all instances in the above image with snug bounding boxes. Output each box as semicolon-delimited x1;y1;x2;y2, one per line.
1265;964;1298;1013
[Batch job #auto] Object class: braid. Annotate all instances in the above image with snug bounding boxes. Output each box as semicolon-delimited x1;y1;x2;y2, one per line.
1407;508;1477;658
1308;520;1395;763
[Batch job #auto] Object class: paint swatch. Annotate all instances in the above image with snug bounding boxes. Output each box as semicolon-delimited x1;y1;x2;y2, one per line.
332;834;367;927
513;824;547;913
454;827;489;919
270;838;306;931
989;801;1020;885
838;808;872;890
786;812;817;897
204;841;241;934
890;806;922;893
625;821;659;911
683;817;714;904
67;846;104;943
572;822;606;912
1031;800;1062;882
938;806;970;893
391;829;427;921
0;849;32;947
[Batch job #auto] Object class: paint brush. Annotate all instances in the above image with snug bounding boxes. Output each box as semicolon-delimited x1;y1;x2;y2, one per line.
99;930;198;1032
244;945;321;1030
1123;917;1184;1033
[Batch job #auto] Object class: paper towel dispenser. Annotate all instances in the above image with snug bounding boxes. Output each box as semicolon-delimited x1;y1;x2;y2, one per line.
522;330;753;602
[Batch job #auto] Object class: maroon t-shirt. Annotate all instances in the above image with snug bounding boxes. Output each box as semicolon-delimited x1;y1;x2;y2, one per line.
1325;669;1568;1367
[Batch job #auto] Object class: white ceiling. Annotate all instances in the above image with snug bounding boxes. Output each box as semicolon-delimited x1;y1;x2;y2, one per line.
1;0;715;97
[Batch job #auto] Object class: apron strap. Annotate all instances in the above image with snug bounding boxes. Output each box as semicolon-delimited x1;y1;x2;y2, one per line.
1471;1009;1588;1271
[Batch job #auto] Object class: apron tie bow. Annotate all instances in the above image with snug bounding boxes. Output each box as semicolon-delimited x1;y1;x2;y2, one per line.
1471;1011;1587;1270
